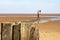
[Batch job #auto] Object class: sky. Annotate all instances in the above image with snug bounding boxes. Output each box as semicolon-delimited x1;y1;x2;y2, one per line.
0;0;60;14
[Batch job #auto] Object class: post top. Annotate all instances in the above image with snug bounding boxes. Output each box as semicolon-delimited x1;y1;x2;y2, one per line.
38;10;41;12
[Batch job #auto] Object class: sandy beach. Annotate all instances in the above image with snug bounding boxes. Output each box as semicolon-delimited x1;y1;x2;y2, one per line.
0;14;60;40
35;20;60;40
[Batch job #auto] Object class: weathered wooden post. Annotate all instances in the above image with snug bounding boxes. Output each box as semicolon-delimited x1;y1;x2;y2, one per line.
30;25;39;40
1;22;12;40
21;21;32;40
21;21;39;40
12;22;21;40
37;10;41;23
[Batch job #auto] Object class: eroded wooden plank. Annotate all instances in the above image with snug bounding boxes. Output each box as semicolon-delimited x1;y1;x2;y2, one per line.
1;23;12;40
12;23;21;40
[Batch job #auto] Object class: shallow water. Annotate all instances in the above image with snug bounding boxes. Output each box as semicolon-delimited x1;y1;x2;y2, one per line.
49;17;60;21
38;17;60;23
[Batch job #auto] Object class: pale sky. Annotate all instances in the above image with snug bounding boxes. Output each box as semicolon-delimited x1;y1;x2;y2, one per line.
0;0;60;14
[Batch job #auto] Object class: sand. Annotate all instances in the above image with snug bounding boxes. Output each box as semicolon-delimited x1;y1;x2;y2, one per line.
0;16;60;40
35;20;60;40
